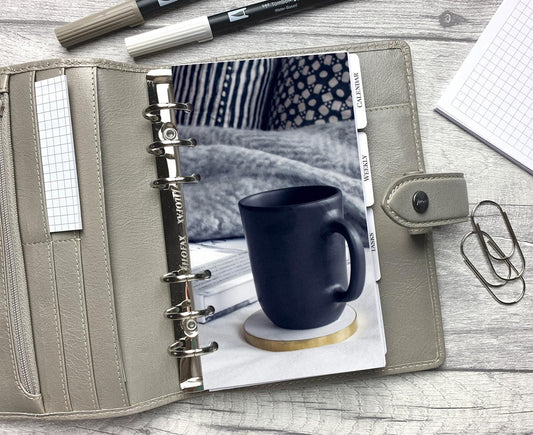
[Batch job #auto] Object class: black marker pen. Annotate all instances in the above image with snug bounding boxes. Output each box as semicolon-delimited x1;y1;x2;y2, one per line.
125;0;345;57
55;0;191;48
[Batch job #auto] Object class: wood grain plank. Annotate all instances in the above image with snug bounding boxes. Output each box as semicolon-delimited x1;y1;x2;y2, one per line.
3;0;501;42
1;371;532;433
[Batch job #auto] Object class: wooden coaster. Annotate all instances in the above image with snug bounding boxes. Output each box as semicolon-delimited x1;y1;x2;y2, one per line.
243;306;357;352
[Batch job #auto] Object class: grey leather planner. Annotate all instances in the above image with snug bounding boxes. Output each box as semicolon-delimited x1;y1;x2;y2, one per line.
0;40;469;419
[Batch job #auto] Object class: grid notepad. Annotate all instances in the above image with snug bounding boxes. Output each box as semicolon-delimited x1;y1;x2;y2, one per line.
35;75;83;233
436;0;533;174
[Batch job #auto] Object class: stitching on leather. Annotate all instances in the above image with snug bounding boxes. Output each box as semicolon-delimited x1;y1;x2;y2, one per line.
0;95;23;396
73;240;99;409
0;226;41;400
0;251;26;397
384;175;466;227
0;391;188;419
379;356;441;373
23;239;79;246
379;237;445;374
31;72;70;410
398;44;424;171
0;60;151;75
408;228;429;235
425;232;444;364
344;41;424;175
90;67;128;407
47;243;71;411
29;72;48;242
0;91;44;402
386;213;465;228
212;40;397;63
378;43;444;373
366;103;410;112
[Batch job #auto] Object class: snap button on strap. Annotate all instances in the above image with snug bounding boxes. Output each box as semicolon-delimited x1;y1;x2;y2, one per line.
382;173;469;229
412;191;429;213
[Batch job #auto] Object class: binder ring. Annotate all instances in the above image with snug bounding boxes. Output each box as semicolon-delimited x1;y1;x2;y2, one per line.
161;269;211;284
143;102;193;122
147;138;197;157
168;340;219;358
152;174;201;189
165;305;215;320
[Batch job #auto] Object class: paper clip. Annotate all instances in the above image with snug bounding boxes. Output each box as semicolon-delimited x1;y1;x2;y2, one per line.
460;200;526;305
471;201;525;279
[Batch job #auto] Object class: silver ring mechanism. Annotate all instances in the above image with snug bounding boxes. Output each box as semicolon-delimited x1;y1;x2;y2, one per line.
144;90;218;366
161;269;211;284
147;138;197;158
143;102;193;122
144;78;218;377
152;174;201;190
168;340;219;358
165;304;215;320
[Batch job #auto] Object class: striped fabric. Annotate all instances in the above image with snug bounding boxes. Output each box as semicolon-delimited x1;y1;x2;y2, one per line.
172;53;353;131
173;58;278;130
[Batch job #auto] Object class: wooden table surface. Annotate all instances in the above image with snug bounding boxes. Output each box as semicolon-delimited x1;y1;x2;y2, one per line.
1;0;532;433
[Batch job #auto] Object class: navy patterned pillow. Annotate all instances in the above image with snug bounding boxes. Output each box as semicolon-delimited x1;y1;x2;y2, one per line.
266;53;354;130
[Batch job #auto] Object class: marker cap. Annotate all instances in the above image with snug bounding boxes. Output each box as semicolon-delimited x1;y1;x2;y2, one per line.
55;0;145;48
125;16;214;57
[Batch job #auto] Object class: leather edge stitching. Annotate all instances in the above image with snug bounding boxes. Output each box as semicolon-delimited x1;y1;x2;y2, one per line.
0;391;187;419
31;71;71;411
73;240;99;410
0;229;42;400
378;233;446;374
366;103;410;112
384;175;467;227
90;67;129;407
398;43;424;171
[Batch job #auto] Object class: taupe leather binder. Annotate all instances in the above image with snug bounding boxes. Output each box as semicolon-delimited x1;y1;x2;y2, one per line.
0;40;469;419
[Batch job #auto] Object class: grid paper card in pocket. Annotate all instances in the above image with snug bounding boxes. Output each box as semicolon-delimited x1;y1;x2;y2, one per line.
35;75;82;233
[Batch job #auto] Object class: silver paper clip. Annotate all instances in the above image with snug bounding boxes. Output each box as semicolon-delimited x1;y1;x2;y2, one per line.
460;200;526;305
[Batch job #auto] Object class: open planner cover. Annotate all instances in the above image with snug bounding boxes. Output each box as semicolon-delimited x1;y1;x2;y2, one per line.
0;41;469;418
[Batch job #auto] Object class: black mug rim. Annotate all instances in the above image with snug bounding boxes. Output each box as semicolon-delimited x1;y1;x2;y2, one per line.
238;185;341;211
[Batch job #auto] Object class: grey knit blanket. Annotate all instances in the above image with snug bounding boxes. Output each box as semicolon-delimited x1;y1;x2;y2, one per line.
179;120;367;244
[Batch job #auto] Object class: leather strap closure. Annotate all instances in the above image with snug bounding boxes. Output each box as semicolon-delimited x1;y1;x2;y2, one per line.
382;173;469;233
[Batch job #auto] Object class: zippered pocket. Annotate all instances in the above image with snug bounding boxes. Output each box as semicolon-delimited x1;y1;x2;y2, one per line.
0;91;41;398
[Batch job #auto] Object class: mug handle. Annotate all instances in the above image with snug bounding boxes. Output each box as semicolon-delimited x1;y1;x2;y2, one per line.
324;217;366;303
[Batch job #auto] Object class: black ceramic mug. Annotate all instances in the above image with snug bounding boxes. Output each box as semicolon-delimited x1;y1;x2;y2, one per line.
238;185;365;330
